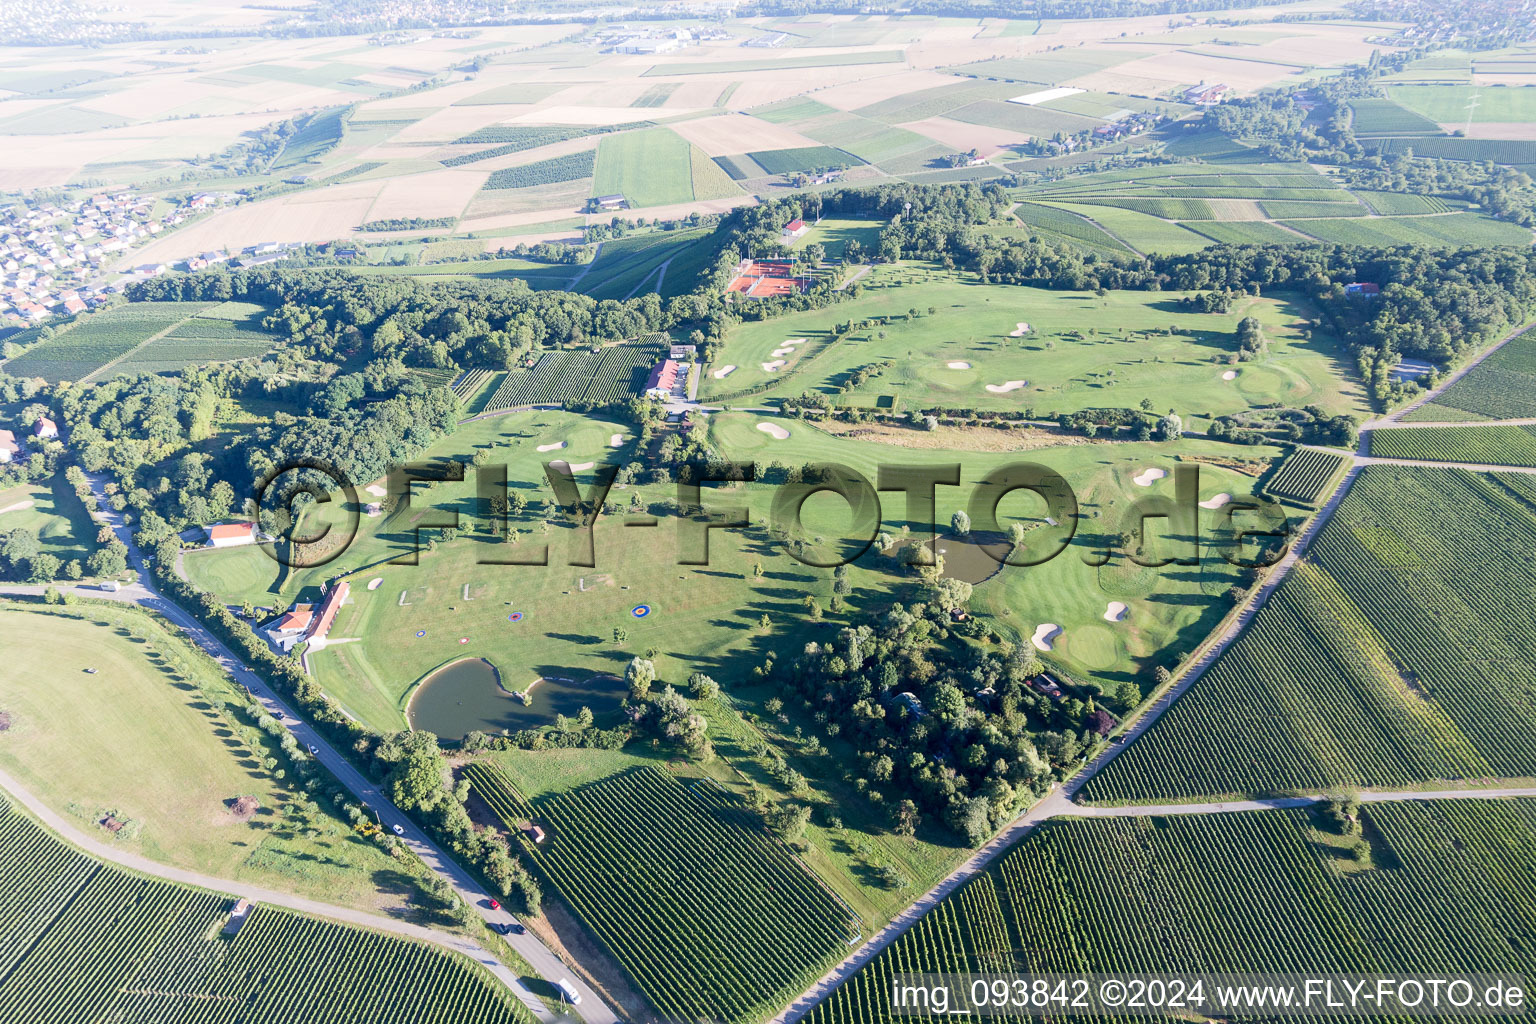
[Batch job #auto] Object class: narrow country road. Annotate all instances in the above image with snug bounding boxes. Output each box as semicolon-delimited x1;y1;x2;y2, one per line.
0;766;547;997
1063;785;1536;818
775;314;1536;1024
0;470;618;1024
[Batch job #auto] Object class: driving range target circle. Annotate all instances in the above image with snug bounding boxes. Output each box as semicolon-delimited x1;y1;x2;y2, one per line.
415;630;426;638
508;612;524;623
631;605;650;618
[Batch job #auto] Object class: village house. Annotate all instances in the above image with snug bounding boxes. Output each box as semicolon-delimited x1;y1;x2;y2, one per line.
0;429;18;464
33;416;58;439
304;581;350;644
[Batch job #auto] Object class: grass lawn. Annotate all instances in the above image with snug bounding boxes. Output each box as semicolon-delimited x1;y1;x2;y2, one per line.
578;227;716;300
1388;84;1536;124
700;267;1367;421
1039;202;1211;255
0;603;440;916
0;475;100;574
793;216;883;260
591;127;695;208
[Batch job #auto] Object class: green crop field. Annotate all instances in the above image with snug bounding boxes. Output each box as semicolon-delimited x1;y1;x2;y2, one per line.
1262;446;1348;506
1404;328;1536;421
2;302;214;382
808;799;1536;1024
1353;190;1450;215
1260;198;1369;218
468;763;855;1023
1038;203;1209;254
1371;425;1536;466
751;97;839;124
1348;97;1443;135
1058;196;1217;220
800;114;934;165
592;127;696;207
440;126;600;167
578;229;717;300
1187;220;1308;245
0;797;529;1024
1389;84;1536;124
712;153;766;180
483;149;595;190
1009;202;1133;255
947;50;1130;85
700;270;1361;419
272;106;347;168
946;99;1103;137
747;145;865;175
1282;213;1533;246
1082;465;1536;804
853;80;1021;124
1373;136;1536;164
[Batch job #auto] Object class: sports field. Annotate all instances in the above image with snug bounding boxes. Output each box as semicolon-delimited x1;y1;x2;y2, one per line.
1082;465;1536;804
701;267;1366;420
0;477;99;573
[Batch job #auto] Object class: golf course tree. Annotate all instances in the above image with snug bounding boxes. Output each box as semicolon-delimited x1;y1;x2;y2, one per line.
769;588;1093;846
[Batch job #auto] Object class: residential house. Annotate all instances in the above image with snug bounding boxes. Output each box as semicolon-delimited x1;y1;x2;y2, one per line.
205;522;258;547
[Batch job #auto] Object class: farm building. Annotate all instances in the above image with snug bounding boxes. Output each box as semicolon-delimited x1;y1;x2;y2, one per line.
525;823;547;843
590;194;628;212
1345;282;1381;298
304;581;349;643
1182;83;1229;105
0;429;17;463
33;416;57;439
204;522;257;548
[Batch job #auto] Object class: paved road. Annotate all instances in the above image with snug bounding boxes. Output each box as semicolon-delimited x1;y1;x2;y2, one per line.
779;319;1536;1023
0;765;543;991
1063;786;1536;818
1383;319;1536;422
2;472;617;1024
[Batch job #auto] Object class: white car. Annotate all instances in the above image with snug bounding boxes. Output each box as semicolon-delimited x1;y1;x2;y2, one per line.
391;824;405;836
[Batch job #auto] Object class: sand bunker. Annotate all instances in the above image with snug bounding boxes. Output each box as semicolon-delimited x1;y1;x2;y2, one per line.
771;346;798;357
1103;601;1128;623
0;500;35;515
1222;370;1238;380
1133;468;1167;487
367;577;384;591
536;441;568;452
985;380;1028;393
365;483;387;498
1009;322;1031;336
712;365;736;378
1031;623;1063;651
1199;493;1232;510
568;461;595;471
609;433;624;447
756;421;790;440
761;360;786;372
947;360;972;369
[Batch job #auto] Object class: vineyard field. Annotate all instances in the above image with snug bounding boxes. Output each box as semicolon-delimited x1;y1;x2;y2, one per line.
1404;328;1536;421
0;796;529;1024
479;338;665;412
483;149;596;190
1082;465;1536;803
3;302;213;382
467;763;856;1024
1370;425;1536;467
1263;447;1348;506
809;799;1536;1024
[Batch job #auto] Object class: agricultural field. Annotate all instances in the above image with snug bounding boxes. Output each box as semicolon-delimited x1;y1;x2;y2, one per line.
1347;97;1442;136
1388;84;1536;124
578;229;719;300
1370;424;1536;466
0;797;529;1024
1282;213;1534;247
592;128;704;208
700;268;1367;421
0;604;440;915
1082;465;1536;804
468;763;855;1024
483;150;596;191
2;302;215;382
477;337;666;411
809;799;1536;1024
747;146;865;176
1404;329;1536;421
1262;446;1349;507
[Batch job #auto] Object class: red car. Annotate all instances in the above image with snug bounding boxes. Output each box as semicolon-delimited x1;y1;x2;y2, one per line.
487;898;500;911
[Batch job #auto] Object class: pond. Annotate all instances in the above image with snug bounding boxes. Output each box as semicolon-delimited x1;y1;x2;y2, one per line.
406;658;626;741
889;531;1010;586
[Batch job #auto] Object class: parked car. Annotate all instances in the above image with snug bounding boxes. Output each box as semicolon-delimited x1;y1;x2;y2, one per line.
391;823;404;835
486;898;500;911
307;744;318;755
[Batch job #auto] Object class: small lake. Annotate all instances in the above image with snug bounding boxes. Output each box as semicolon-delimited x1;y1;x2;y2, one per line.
889;531;1010;586
406;658;626;741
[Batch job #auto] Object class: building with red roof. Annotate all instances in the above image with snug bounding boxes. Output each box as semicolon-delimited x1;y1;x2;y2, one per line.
205;522;257;547
304;581;349;643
